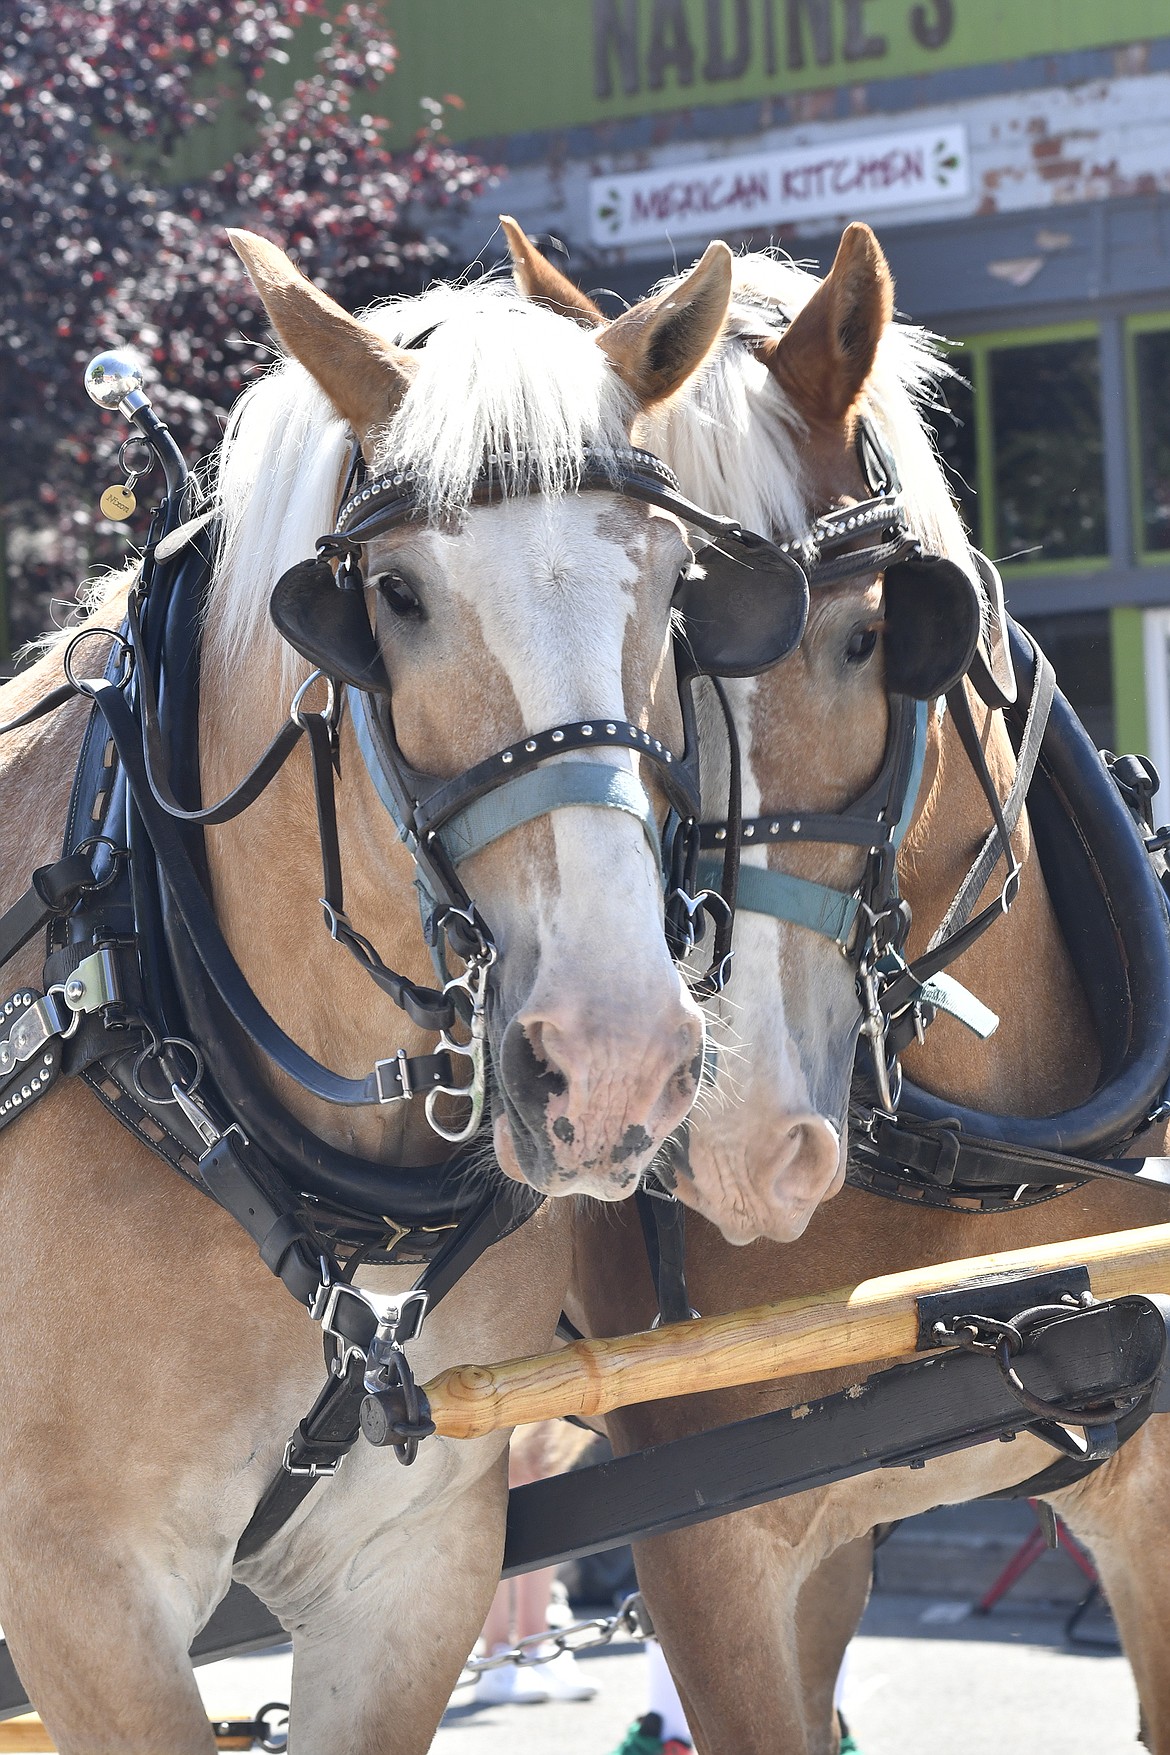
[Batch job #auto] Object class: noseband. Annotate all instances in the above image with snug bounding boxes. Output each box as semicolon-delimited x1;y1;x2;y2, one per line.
693;413;1017;1112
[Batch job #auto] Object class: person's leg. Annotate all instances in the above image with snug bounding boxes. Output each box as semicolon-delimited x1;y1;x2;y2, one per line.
481;1580;515;1653
514;1566;556;1638
647;1641;692;1746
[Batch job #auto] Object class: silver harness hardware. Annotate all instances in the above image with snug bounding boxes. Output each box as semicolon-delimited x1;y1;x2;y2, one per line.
455;1591;656;1686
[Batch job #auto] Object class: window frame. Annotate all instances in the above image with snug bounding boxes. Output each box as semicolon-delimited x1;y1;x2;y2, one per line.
1124;311;1170;565
943;320;1108;579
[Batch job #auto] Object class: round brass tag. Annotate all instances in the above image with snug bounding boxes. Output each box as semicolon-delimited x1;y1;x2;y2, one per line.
99;484;137;522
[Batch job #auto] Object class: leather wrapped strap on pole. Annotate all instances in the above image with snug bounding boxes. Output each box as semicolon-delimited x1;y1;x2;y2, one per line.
419;1220;1170;1439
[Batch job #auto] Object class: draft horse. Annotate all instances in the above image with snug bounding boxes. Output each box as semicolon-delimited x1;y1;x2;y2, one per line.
509;220;1170;1752
0;228;770;1753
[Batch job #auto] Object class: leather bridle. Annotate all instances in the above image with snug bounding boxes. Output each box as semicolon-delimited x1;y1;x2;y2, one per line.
269;440;816;1070
691;415;999;1110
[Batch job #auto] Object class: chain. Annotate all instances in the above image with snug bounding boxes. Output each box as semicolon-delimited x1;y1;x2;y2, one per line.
452;1592;655;1687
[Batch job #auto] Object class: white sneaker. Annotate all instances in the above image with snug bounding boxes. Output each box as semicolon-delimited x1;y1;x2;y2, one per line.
536;1647;599;1702
471;1659;550;1706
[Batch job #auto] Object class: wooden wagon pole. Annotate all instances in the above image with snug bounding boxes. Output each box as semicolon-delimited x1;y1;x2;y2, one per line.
421;1220;1170;1439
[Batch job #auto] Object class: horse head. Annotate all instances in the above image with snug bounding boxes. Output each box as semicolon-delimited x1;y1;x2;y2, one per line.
506;220;983;1239
210;230;739;1200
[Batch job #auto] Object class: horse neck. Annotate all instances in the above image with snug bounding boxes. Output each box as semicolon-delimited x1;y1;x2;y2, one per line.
898;689;1101;1116
196;632;448;1161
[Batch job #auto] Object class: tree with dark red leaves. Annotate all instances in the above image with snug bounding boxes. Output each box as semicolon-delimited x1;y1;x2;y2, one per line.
0;0;486;648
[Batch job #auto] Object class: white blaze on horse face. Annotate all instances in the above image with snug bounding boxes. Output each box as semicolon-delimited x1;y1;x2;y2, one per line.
373;495;705;1199
677;670;857;1244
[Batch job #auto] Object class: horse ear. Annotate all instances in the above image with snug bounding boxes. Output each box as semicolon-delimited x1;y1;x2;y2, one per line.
755;223;893;423
500;216;605;329
228;229;416;440
599;241;733;407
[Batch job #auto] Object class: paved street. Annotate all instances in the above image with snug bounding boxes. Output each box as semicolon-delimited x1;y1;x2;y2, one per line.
194;1590;1140;1753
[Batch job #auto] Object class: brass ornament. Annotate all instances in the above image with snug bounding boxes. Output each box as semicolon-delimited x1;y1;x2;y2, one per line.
99;482;137;523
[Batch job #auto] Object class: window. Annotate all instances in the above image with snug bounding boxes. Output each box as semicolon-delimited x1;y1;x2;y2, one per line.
988;337;1106;564
1130;320;1170;557
924;325;1108;577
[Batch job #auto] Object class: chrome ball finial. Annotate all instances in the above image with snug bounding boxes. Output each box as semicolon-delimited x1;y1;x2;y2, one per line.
84;351;149;415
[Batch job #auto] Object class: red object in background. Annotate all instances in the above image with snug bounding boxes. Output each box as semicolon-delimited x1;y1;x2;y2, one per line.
975;1498;1098;1616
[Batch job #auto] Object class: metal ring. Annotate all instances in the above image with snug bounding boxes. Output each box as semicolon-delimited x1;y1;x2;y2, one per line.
43;986;83;1040
73;836;130;893
255;1703;290;1753
118;437;155;478
63;627;134;695
131;1035;204;1106
290;668;337;729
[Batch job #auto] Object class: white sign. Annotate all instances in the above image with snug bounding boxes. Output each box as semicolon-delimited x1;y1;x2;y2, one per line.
589;124;969;246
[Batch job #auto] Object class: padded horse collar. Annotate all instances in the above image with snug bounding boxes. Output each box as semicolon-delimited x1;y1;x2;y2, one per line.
849;621;1170;1212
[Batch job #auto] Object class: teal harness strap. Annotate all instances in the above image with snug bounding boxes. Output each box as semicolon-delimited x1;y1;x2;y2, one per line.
710;699;930;947
440;762;659;867
707;861;861;947
350;686;412;842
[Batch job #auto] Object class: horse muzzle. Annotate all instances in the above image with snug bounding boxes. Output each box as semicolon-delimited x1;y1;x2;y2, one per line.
489;983;705;1197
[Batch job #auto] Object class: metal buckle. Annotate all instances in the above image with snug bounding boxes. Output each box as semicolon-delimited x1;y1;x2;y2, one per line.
313;1278;380;1376
425;949;495;1144
281;1438;343;1480
290;668;337;729
310;1277;372;1337
374;1048;414;1104
60;945;122;1013
371;1286;430;1346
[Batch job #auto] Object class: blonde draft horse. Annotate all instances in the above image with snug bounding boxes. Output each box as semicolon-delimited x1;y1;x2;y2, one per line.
508;220;1170;1753
0;231;739;1754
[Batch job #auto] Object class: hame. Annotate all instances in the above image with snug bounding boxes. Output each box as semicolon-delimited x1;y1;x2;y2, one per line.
593;0;955;99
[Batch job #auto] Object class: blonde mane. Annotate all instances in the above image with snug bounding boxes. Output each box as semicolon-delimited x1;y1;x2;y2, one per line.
636;251;974;579
209;277;637;687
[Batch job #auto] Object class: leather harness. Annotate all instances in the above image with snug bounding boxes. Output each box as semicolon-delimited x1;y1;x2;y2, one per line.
0;403;816;1551
5;370;1170;1546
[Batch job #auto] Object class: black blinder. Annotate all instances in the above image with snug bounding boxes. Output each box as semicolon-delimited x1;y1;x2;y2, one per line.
269;559;390;694
967;550;1017;709
675;533;809;678
882;553;982;699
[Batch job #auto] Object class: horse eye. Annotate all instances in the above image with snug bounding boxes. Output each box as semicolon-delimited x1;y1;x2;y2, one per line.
375;572;423;620
846;626;879;666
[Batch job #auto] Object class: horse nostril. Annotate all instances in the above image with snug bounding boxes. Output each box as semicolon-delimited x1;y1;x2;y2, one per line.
497;1017;570;1137
520;1020;569;1097
769;1115;843;1208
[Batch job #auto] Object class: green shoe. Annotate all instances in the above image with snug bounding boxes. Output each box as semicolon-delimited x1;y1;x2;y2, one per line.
838;1713;863;1755
609;1714;668;1755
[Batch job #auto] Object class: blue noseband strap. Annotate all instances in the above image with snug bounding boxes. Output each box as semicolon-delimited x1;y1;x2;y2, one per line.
701;698;930;948
440;762;660;867
349;687;660;871
720;864;861;947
